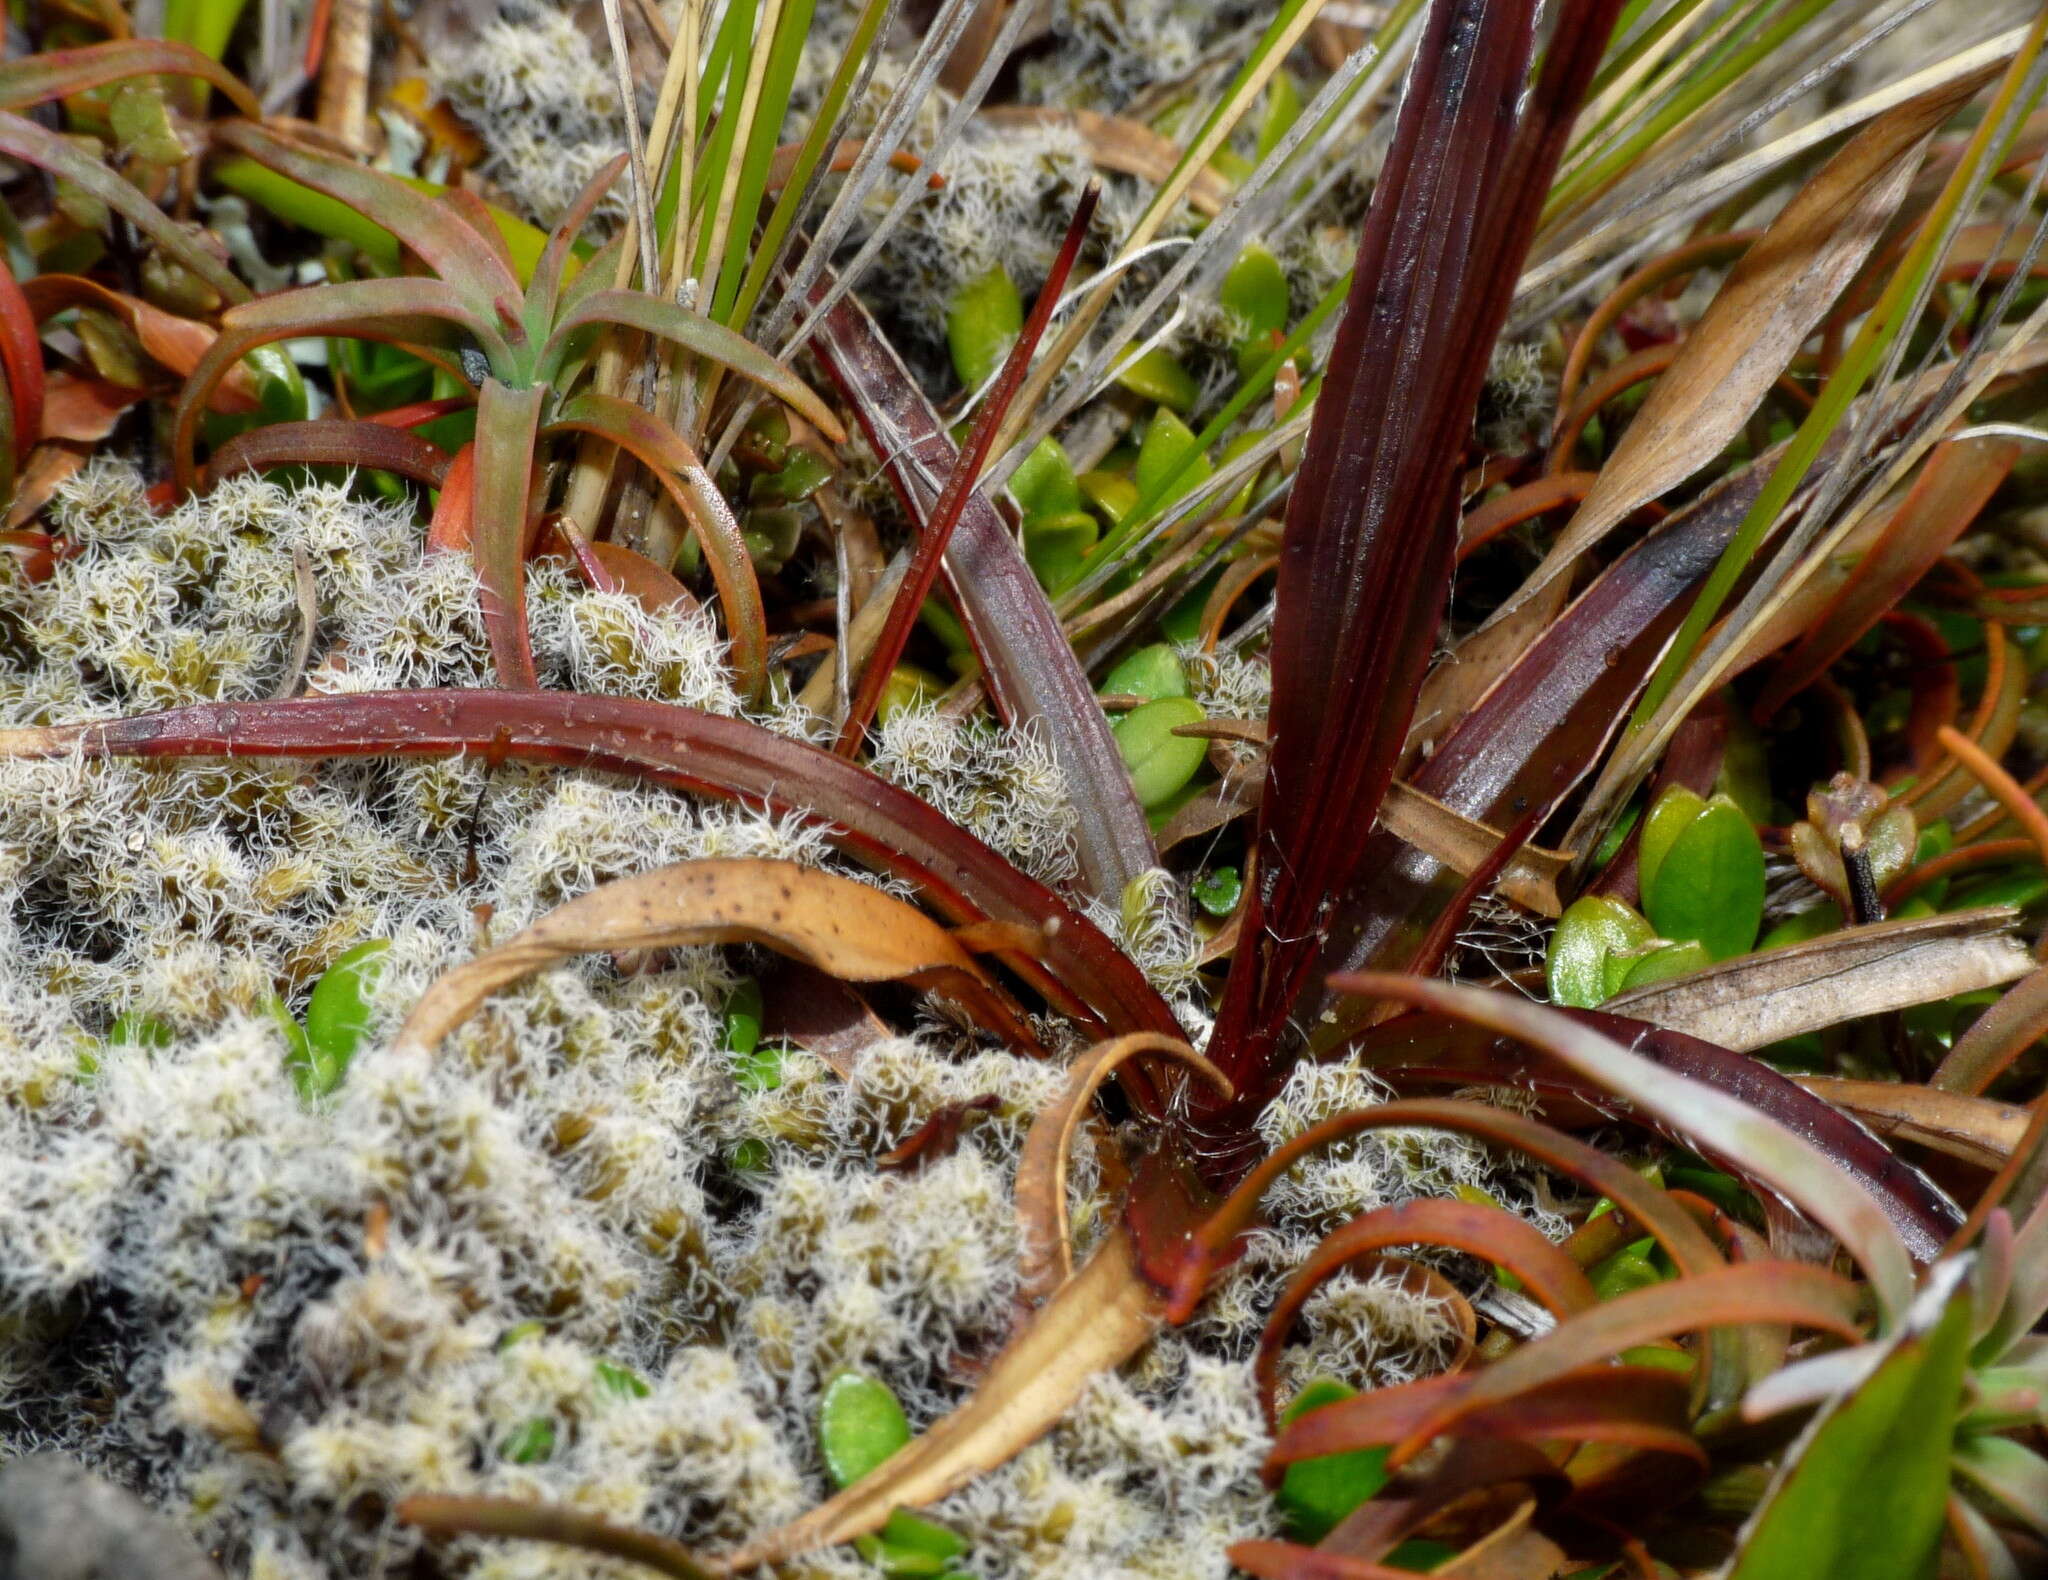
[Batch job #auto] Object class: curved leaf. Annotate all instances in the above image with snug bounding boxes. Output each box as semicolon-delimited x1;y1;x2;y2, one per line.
207;420;453;490
394;858;1040;1056
1335;975;1919;1325
1161;1097;1724;1324
0;38;262;116
214;121;522;323
171;277;498;492
0;690;1181;1040
1014;1032;1228;1301
1272;1261;1864;1471
0;111;247;306
1256;1197;1597;1427
545;389;766;698
543;290;845;444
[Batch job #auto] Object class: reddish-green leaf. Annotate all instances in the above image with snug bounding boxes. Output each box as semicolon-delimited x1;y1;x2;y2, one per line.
471;379;545;689
1271;1261;1862;1470
206;420;453;490
0;690;1181;1041
0;254;42;470
546;390;766;698
1728;1271;1975;1580
0;112;248;306
214;121;522;326
0;38;261;116
541;291;844;444
1335;975;1919;1318
171;277;497;492
1255;1197;1595;1428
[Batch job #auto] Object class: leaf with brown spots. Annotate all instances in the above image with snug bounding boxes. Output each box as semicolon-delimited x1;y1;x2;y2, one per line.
392;858;1042;1057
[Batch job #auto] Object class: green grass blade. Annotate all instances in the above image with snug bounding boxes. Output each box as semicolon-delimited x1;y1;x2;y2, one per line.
729;0;892;331
1729;1268;1974;1580
710;0;814;327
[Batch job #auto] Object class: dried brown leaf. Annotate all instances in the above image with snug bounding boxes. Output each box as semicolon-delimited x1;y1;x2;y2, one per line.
721;1224;1160;1569
1793;1078;2028;1170
1602;906;2031;1050
1014;1033;1229;1303
1508;71;1988;614
393;858;1040;1058
1378;779;1570;917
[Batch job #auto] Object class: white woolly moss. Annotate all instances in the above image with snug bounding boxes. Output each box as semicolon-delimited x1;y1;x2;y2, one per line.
425;1;636;227
0;465;1540;1576
868;705;1079;887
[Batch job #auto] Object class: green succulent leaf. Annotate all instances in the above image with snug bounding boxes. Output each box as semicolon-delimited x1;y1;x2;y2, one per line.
819;1370;911;1490
1616;938;1712;992
1637;784;1706;901
1008;436;1083;519
298;938;388;1097
1113;696;1208;809
1221;244;1290;374
1729;1272;1974;1580
1134;409;1213;509
853;1510;970;1577
1546;894;1656;1009
946;265;1023;389
1274;1379;1390;1542
1193;865;1243;917
1641;793;1764;961
1117;347;1201;412
1104;643;1188;702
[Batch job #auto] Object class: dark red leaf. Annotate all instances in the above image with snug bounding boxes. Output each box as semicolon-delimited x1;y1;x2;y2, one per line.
0;690;1182;1043
803;269;1158;906
1343;1007;1963;1261
1205;0;1628;1130
836;184;1100;754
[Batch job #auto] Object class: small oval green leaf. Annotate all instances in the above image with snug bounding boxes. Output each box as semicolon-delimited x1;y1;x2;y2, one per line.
1117;347;1200;412
1103;643;1188;702
300;939;388;1096
1642;794;1764;961
819;1370;912;1490
945;265;1022;389
1546;895;1655;1009
1112;696;1208;809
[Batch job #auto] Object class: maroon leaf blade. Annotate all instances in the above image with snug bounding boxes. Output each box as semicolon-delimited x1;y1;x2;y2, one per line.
0;690;1182;1043
1206;0;1628;1124
803;269;1159;906
1342;1006;1963;1261
835;183;1100;755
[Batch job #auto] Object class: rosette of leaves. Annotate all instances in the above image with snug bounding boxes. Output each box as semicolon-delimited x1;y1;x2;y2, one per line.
172;123;845;695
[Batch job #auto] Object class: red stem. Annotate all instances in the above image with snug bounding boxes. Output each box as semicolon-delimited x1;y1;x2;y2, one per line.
833;181;1100;756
